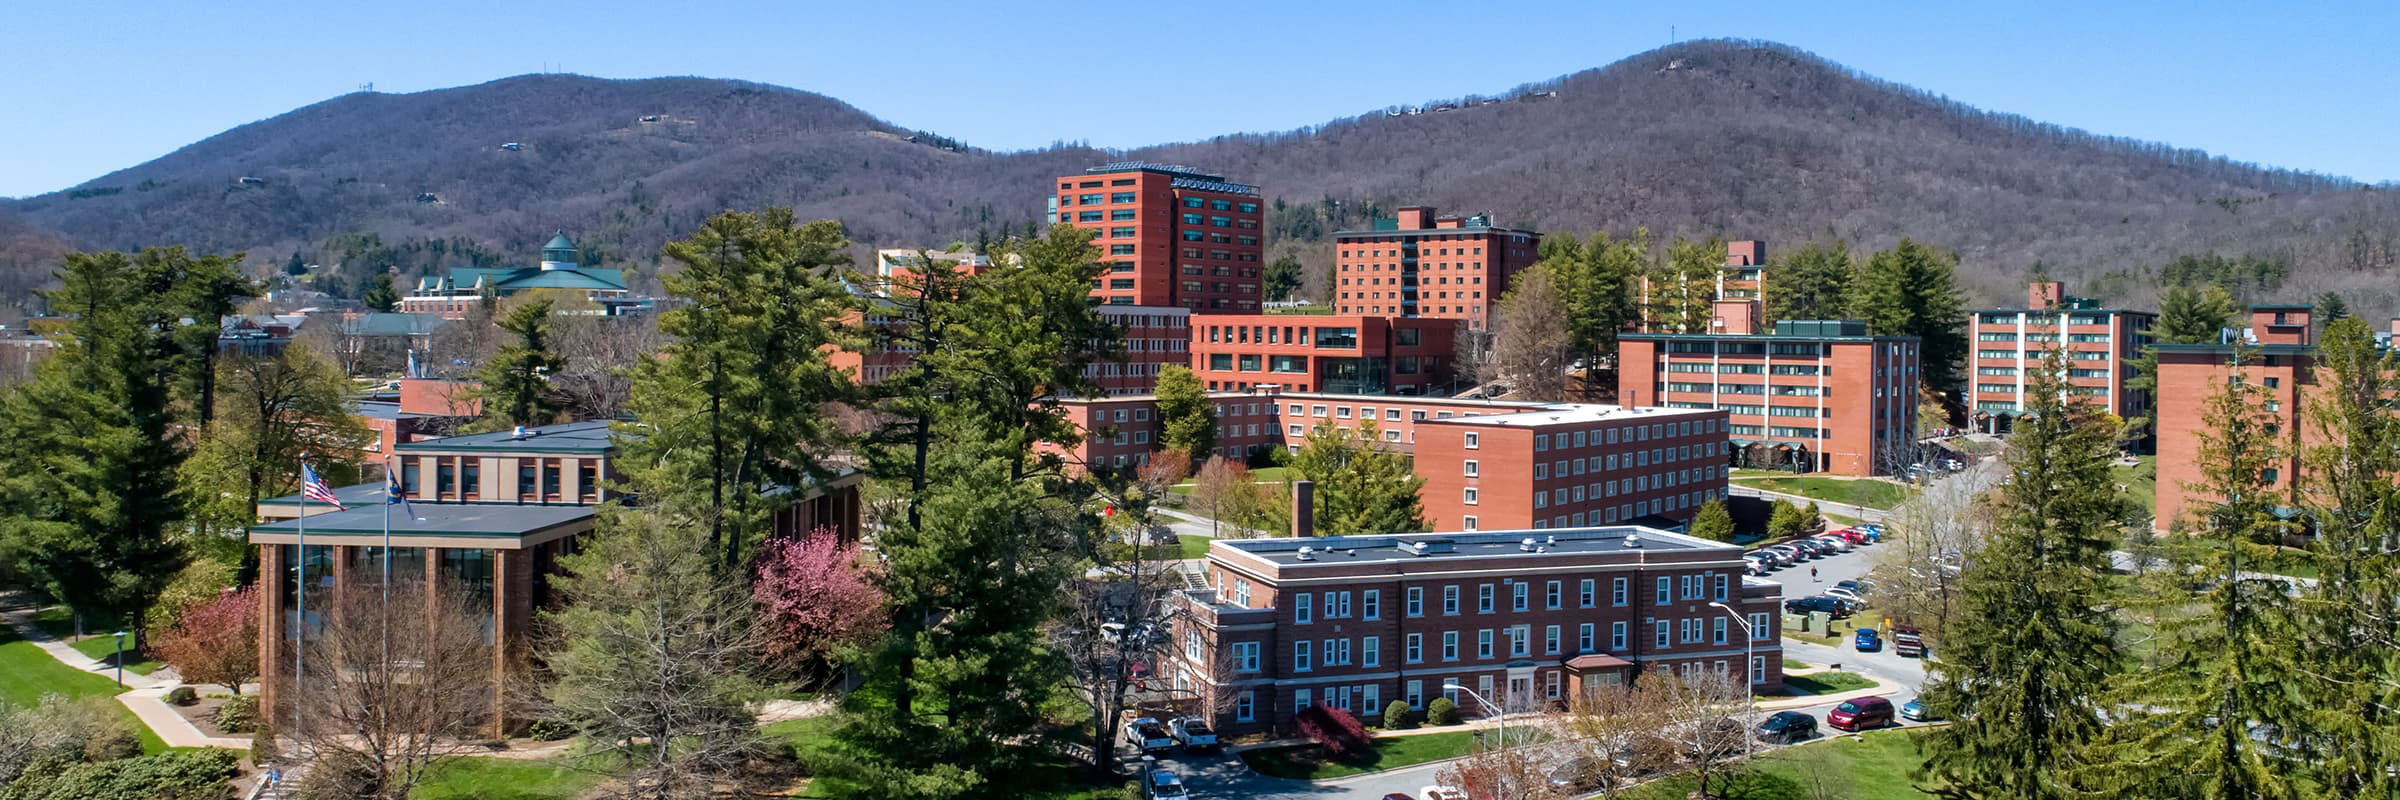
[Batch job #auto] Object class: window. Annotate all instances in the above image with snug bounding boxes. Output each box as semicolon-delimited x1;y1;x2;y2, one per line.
1751;613;1771;642
1478;584;1495;614
1655;620;1671;648
1184;631;1202;661
1294;688;1311;711
1477;629;1494;659
1233;642;1260;672
1237;691;1255;721
1363;636;1380;667
1407;680;1424;709
1580;579;1595;608
1443;585;1460;615
1295;593;1311;624
1406;587;1424;617
1442;631;1459;660
1463;487;1479;505
1655;577;1671;606
1364;590;1380;620
1544;625;1561;654
1578;623;1595;652
1364;683;1380;713
1714;574;1729;602
1713;617;1729;645
1510;626;1530;657
1612;577;1628;606
1546;580;1562;610
1512;582;1528;612
1611;621;1628;650
1463;459;1479;477
1406;633;1423;663
1294;641;1311;672
1463;432;1479;449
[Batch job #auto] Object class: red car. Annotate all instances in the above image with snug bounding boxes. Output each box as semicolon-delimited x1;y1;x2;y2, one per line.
1829;527;1871;544
1826;696;1895;732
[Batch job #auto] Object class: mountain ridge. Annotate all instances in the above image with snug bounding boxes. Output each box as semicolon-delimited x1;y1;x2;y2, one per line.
5;39;2396;318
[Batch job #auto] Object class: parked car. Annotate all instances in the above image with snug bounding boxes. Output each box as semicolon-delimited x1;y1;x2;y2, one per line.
1743;558;1771;577
1419;786;1470;800
1147;769;1189;800
1769;544;1810;562
1854;627;1883;652
1798;538;1840;556
1824;587;1866;605
1785;595;1855;619
1381;795;1417;800
1123;717;1174;752
1545;755;1602;791
1891;624;1926;657
1756;710;1819;743
1827;696;1896;732
1835;578;1874;597
1812;535;1854;552
1900;698;1936;722
1168;716;1217;752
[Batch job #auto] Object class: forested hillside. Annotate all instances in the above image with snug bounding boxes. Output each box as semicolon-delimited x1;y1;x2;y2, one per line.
6;39;2396;321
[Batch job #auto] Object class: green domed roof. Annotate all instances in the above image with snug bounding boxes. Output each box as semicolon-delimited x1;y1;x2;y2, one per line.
542;232;578;263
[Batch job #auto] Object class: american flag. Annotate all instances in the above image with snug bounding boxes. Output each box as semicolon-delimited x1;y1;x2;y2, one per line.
300;463;344;509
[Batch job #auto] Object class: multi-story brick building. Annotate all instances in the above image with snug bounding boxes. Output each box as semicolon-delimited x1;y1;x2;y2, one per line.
835;299;1188;395
1160;527;1783;735
1414;406;1731;531
1190;314;1458;395
1330;207;1540;327
1967;281;2156;434
401;233;646;319
1719;240;1767;300
1051;163;1263;313
1618;320;1921;476
2151;305;2317;530
1055;389;1572;470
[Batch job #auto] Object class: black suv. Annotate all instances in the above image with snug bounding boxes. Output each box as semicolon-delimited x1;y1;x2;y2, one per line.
1756;710;1818;744
1784;595;1854;619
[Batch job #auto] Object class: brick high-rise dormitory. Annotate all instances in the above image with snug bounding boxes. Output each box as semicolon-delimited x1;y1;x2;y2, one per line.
1618;319;1920;476
1331;207;1541;328
1052;163;1264;312
2150;305;2320;530
1966;281;2156;435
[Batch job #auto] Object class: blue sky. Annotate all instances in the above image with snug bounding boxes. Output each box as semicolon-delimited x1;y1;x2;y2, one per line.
4;0;2396;198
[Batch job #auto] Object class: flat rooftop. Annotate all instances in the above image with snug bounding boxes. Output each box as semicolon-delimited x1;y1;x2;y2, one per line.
260;481;387;511
1217;526;1736;567
251;501;593;538
1423;404;1718;428
396;420;613;454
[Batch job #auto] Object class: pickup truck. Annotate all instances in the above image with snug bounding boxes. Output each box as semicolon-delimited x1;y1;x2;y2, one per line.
1123;717;1175;753
1891;624;1926;657
1168;716;1217;752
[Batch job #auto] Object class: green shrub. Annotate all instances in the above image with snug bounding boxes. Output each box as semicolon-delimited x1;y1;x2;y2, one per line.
1426;697;1461;726
1;748;237;800
0;696;135;788
1382;700;1415;730
212;695;258;733
165;687;198;706
525;719;576;741
249;725;278;768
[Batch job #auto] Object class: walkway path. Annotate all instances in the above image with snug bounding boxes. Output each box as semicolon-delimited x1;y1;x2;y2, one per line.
0;604;172;690
0;603;257;749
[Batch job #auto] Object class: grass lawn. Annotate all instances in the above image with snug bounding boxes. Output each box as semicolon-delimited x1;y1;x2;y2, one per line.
1782;659;1811;670
1780;671;1877;695
1733;476;1911;510
1176;535;1213;560
1169;467;1292;495
413;756;604;800
2112;455;2157;515
67;636;161;675
1240;729;1490;780
1628;728;1935;800
0;626;167;753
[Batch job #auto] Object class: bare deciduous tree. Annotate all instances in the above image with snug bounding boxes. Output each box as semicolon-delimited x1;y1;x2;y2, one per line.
1550;682;1670;798
292;578;492;800
1489;268;1576;402
1867;466;1996;644
1053;477;1185;778
1646;666;1754;799
1186;456;1250;538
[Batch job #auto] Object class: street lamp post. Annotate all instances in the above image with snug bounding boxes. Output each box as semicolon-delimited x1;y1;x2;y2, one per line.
110;630;126;688
1441;683;1506;752
1709;602;1757;759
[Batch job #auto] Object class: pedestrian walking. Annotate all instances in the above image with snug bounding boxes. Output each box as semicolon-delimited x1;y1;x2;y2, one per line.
1811;566;1819;582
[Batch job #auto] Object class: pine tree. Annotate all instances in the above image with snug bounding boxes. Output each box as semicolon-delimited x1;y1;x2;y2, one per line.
617;209;855;572
1154;365;1215;460
1287;420;1425;535
360;272;400;312
1767;500;1809;539
1918;347;2123;800
1643;236;1721;334
1851;238;1968;395
467;297;565;433
1687;500;1734;542
1263;254;1303;301
1763;240;1854;324
1543;231;1643;397
2083;339;2305;800
2290;318;2400;796
2125;284;2236;435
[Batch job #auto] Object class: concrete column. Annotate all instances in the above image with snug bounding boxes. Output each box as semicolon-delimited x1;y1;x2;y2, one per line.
490;548;534;736
256;543;286;733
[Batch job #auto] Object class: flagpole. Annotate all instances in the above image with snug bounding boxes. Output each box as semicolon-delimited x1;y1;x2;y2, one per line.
382;457;393;751
293;460;305;759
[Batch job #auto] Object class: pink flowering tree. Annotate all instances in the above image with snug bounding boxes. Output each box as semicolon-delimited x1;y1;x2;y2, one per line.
153;587;259;695
752;526;886;689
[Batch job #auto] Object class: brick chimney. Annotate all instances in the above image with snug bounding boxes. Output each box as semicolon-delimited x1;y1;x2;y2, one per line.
1290;480;1315;538
1711;300;1762;335
2028;281;2065;310
1395;207;1433;230
1724;240;1766;267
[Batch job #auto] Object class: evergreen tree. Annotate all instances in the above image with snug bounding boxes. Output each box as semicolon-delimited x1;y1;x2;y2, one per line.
182;344;372;562
2311;291;2350;325
1643;236;1722;334
1542;230;1644;396
1850;238;1968;394
0;251;196;640
1687;500;1734;542
1766;500;1809;539
144;247;256;426
2125;284;2237;434
284;252;308;276
2291;318;2400;797
1153;365;1214;460
1287;420;1425;535
617;209;854;572
1763;240;1854;323
360;272;400;312
467;297;565;434
2083;339;2305;800
1263;254;1303;301
1919;347;2123;800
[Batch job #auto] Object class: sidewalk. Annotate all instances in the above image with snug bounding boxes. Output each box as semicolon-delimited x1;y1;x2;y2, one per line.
0;605;171;690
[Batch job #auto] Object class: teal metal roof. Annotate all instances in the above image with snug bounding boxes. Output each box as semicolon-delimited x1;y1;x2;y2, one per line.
396;420;614;454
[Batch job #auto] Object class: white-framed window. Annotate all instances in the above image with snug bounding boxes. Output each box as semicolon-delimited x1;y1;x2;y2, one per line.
1443;585;1460;615
1512;582;1529;612
1578;623;1595;653
1612;577;1628;606
1185;631;1202;661
1713;616;1729;645
1463;459;1479;477
1363;636;1381;668
1535;462;1548;480
1750;612;1771;641
1750;656;1767;685
1442;631;1460;661
1406;586;1424;617
1478;629;1495;659
1364;589;1380;620
1580;578;1596;608
1407;680;1424;709
1511;625;1531;657
1654;620;1671;648
1546;580;1562;610
1294;640;1311;672
1233;642;1260;672
1406;633;1423;663
1655;577;1671;606
1611;621;1628;651
1478;584;1495;614
1544;624;1561;654
1462;515;1477;530
1464;432;1479;449
1546;670;1562;699
1295;688;1311;710
1363;683;1380;713
1463;487;1479;505
1714;574;1730;602
1237;690;1255;722
1295;593;1312;624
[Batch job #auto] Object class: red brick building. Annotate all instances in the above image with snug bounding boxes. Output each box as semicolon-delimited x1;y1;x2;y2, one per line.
1160;527;1783;736
1414;405;1730;531
1087;305;1193;396
1190;314;1459;395
1331;207;1540;328
2151;305;2317;530
1719;240;1767;301
1054;389;1573;470
1618;320;1921;476
1052;163;1263;312
1967;281;2156;434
